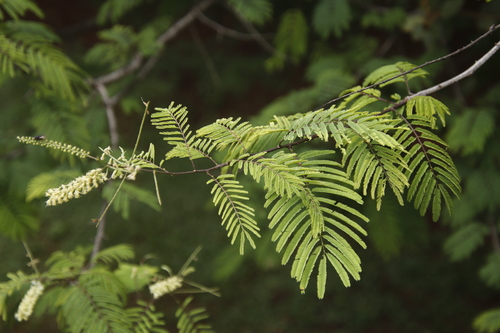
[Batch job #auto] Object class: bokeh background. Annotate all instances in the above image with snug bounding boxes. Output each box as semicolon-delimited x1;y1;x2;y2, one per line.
1;0;500;332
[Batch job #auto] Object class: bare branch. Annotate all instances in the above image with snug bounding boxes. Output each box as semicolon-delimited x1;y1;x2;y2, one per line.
196;8;272;41
377;39;500;115
95;83;119;149
228;4;278;55
410;41;500;98
92;53;144;87
91;0;216;87
190;26;222;86
90;201;108;261
322;24;500;108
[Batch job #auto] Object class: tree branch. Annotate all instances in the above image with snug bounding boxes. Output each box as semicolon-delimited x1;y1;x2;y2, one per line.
196;8;272;41
91;0;216;88
322;24;500;108
410;41;500;98
90;200;108;261
95;83;119;149
228;3;278;55
377;39;500;115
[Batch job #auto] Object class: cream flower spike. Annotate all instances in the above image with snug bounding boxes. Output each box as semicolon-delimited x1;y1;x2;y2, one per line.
45;168;108;206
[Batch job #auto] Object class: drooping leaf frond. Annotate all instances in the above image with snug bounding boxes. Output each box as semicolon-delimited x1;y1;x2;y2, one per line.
207;173;260;254
394;115;461;220
0;32;88;100
265;151;368;296
175;296;214;333
0;0;43;20
343;136;408;209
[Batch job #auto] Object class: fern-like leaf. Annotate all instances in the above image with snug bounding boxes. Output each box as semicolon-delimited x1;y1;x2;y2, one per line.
343;136;408;209
197;117;255;158
59;277;133;333
443;222;489;262
473;308;500;333
0;0;43;20
207;173;260;254
91;244;135;266
96;0;145;24
446;108;495;156
406;96;450;128
394;115;461;220
151;103;205;162
266;8;307;69
0;199;38;240
127;300;167;333
232;151;307;198
313;0;352;38
84;25;138;69
0;271;33;321
266;151;368;296
45;246;90;279
176;297;214;333
363;62;428;87
228;0;272;25
0;31;88;100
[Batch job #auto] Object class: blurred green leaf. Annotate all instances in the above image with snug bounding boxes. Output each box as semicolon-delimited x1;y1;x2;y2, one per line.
474;308;500;333
443;222;489;262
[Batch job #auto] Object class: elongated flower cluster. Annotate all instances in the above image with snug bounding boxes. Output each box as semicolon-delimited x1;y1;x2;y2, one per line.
15;280;44;322
46;168;108;206
149;276;183;299
17;136;90;158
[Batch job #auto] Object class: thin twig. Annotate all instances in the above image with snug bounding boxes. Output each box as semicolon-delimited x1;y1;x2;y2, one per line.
196;8;272;41
322;24;500;108
228;4;278;55
91;0;216;88
100;0;217;105
377;39;500;115
90;200;108;261
190;26;222;86
410;41;500;98
22;240;40;276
